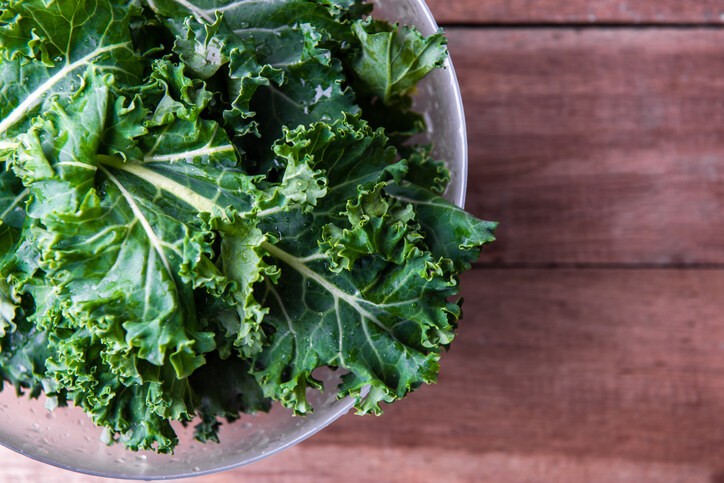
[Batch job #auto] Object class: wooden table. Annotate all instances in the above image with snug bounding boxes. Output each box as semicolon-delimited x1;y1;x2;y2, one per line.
6;1;724;481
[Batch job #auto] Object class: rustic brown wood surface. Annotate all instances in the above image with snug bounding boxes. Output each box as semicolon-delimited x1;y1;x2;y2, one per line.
451;28;724;266
6;2;724;483
427;0;724;25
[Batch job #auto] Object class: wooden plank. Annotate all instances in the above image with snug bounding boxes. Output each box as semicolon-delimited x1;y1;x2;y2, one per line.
310;269;724;472
0;444;713;483
446;28;724;265
6;269;724;481
426;0;724;25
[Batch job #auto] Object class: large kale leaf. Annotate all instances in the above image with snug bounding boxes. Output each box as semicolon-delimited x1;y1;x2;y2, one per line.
249;119;469;413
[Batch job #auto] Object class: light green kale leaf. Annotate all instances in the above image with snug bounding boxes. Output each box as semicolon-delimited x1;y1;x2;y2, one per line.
2;62;274;452
386;183;497;273
0;0;144;140
105;60;286;355
13;70;221;380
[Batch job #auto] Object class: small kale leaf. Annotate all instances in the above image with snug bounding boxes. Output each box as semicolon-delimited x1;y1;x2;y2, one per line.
351;18;447;105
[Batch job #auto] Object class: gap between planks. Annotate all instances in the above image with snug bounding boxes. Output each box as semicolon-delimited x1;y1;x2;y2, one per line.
441;23;724;29
471;262;724;270
425;0;724;26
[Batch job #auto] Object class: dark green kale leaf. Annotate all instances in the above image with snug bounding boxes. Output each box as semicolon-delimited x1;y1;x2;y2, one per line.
388;147;498;273
351;18;447;105
144;0;360;169
249;118;467;414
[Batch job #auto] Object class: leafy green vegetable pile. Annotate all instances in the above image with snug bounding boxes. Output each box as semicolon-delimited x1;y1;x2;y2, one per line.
0;0;496;453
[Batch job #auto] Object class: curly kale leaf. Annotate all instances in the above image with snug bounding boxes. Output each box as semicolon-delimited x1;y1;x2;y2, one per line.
249;119;473;414
144;0;359;168
13;70;220;380
0;0;144;139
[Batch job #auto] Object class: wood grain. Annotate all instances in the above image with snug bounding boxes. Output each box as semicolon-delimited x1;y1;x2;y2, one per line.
426;0;724;25
7;269;724;482
447;28;724;265
0;444;713;483
313;269;724;471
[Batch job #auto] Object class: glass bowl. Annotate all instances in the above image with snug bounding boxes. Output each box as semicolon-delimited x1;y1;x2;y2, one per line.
0;0;468;478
